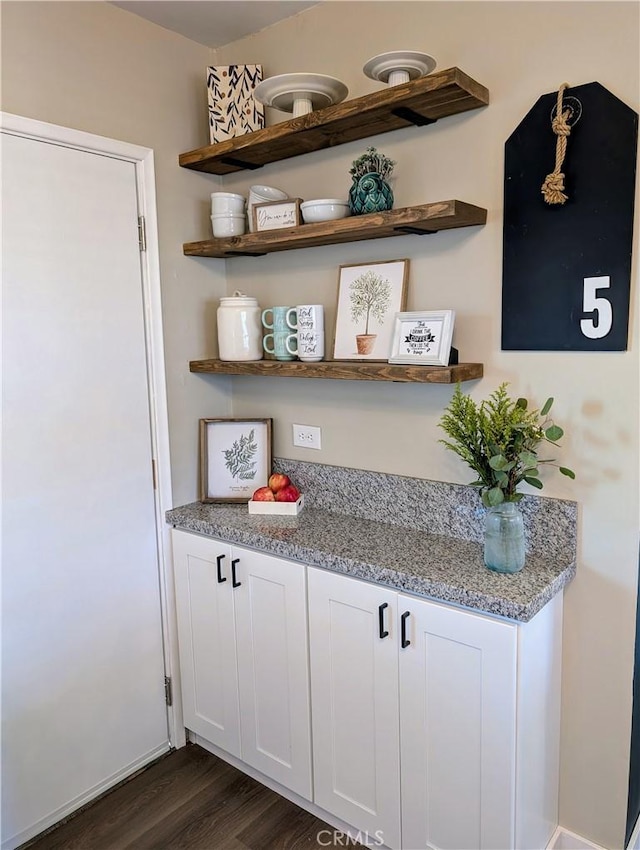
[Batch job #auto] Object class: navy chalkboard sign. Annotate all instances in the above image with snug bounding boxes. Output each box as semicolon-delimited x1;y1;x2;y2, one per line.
502;82;638;351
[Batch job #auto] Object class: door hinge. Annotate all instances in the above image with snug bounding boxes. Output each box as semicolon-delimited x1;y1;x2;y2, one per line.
164;676;173;707
151;458;157;490
138;215;146;252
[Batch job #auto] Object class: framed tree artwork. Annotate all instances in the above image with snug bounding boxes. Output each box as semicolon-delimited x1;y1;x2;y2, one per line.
199;418;272;503
333;259;409;360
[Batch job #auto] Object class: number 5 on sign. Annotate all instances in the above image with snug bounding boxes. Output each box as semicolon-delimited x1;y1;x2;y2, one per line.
580;276;613;339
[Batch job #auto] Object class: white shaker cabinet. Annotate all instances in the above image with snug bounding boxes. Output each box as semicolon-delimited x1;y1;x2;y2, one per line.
172;529;562;850
308;566;562;850
399;596;517;850
308;567;402;849
173;532;240;755
172;529;312;800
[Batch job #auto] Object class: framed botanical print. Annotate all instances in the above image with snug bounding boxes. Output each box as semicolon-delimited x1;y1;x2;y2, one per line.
333;259;409;360
199;418;272;503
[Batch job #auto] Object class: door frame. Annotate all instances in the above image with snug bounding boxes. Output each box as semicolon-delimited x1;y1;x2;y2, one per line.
0;111;184;748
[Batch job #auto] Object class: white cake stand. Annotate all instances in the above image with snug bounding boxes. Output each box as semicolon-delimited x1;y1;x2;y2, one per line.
363;51;437;86
254;73;348;117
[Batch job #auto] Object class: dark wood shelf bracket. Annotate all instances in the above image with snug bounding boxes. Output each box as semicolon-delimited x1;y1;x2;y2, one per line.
391;107;438;127
393;225;438;236
219;157;263;170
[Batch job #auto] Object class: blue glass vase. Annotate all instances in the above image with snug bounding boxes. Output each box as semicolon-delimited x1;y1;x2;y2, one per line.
348;173;394;216
484;502;525;573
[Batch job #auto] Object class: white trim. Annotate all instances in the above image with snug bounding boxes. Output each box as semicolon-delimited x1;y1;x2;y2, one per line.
0;111;181;750
1;743;171;850
547;826;610;850
628;814;640;850
132;145;185;750
0;111;155;163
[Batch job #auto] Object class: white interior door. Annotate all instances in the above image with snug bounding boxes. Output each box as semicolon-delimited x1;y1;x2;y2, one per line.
2;130;170;849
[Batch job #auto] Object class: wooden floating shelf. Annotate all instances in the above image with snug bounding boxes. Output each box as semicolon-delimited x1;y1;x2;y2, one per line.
179;68;489;175
183;201;486;258
189;359;484;384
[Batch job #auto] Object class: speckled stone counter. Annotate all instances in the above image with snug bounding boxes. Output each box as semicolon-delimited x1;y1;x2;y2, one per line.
166;459;577;623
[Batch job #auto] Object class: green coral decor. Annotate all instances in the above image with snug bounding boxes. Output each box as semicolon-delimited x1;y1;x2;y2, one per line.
439;383;575;508
348;146;396;215
349;146;396;181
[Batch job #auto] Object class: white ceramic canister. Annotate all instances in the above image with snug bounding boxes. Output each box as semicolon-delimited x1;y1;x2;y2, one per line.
217;291;263;361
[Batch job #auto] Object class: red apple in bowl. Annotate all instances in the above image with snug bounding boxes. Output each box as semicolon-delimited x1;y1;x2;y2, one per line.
268;473;291;493
252;486;275;501
275;484;300;502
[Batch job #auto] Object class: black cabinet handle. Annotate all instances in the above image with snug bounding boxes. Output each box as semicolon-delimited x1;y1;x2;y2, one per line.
401;611;411;648
378;602;389;639
216;554;226;584
231;558;241;588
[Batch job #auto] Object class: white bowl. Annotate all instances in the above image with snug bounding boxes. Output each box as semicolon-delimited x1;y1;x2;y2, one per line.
249;184;288;202
211;191;245;202
210;213;246;238
247;185;289;232
300;199;350;223
211;192;245;214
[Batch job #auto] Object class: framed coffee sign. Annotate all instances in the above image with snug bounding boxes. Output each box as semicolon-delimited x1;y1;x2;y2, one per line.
388;310;455;366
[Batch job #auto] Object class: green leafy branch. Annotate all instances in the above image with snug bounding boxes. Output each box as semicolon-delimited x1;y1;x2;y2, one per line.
223;429;258;480
439;383;575;507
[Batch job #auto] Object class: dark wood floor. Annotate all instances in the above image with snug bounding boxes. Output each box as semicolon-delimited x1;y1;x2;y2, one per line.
24;745;335;849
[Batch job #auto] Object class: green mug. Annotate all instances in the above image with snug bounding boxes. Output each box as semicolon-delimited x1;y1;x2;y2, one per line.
261;306;292;332
263;330;297;361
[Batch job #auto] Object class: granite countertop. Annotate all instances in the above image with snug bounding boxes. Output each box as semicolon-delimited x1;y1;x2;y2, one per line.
166;491;576;623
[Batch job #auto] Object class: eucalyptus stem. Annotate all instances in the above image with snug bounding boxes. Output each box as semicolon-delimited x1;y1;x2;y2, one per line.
439;383;575;507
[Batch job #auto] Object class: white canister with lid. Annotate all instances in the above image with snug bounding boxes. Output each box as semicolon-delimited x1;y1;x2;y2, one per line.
217;291;263;361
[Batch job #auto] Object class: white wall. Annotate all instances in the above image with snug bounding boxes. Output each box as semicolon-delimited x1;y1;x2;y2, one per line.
0;0;231;505
212;3;640;848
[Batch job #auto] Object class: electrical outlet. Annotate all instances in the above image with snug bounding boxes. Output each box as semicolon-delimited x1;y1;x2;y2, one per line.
292;424;322;450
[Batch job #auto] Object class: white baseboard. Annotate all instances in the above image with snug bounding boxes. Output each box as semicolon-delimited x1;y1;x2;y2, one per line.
191;733;394;849
2;742;170;850
547;826;610;850
628;813;640;850
548;818;640;850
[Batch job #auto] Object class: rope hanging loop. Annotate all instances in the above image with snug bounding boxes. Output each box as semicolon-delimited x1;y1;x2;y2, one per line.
541;82;572;205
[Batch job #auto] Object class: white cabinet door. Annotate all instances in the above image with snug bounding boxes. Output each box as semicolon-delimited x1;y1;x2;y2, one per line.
399;595;518;850
172;530;241;756
234;549;312;800
308;568;401;850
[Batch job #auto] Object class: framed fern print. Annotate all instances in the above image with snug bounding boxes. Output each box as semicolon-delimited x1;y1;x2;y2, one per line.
199;419;272;503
